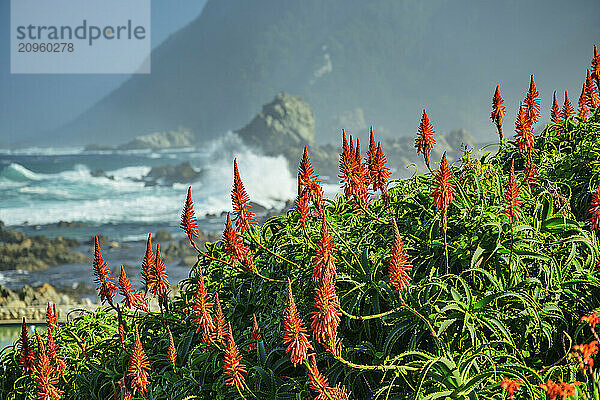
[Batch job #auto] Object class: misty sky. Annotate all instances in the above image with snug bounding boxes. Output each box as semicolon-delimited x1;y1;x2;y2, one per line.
0;0;207;145
1;0;599;146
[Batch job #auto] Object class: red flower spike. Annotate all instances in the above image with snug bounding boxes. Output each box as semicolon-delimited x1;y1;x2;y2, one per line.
247;313;262;351
582;312;600;329
283;279;313;366
415;109;436;168
127;324;151;396
140;234;154;290
223;322;247;390
192;268;214;339
591;182;600;231
339;130;353;200
539;379;581;400
298;146;323;212
562;90;575;121
491;85;506;141
572;340;598;374
388;220;412;297
210;293;228;344
311;274;341;349
298;146;315;195
232;158;256;233
515;102;535;154
524;74;540;126
524;157;537;186
46;303;57;330
93;236;117;304
579;83;589;121
586;69;600;109
313;217;336;280
551;91;563;125
167;327;177;369
295;188;310;227
118;266;148;311
19;318;35;375
366;127;378;187
365;128;391;198
180;186;199;241
431;152;456;231
149;243;170;308
223;213;253;270
35;329;62;400
500;376;521;400
46;328;66;376
504;160;521;223
593;45;600;90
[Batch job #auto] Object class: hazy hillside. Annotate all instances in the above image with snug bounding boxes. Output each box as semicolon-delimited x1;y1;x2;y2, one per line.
53;0;599;146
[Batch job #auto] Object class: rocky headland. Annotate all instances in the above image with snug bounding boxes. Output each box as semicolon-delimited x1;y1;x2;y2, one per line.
0;221;88;271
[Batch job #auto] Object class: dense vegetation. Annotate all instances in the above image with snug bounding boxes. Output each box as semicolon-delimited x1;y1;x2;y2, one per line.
2;50;600;400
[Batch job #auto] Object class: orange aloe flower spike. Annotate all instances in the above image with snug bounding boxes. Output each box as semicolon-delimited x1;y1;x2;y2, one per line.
210;292;228;344
19;318;35;375
167;326;177;369
586;69;599;109
562;90;575;120
46;302;57;330
298;146;323;211
590;182;600;231
572;340;598;374
415;109;436;170
515;102;535;154
491;84;506;141
551;91;563;125
118;266;147;311
247;313;262;351
311;274;341;349
180;186;199;241
579;83;589;121
431;152;456;231
313;216;336;280
223;212;251;269
298;146;315;196
35;329;62;400
149;243;170;308
504;160;521;223
141;234;154;290
223;322;247;390
592;45;600;90
93;236;117;305
283;279;313;366
46;327;66;376
295;188;310;227
366;126;378;188
388;220;412;298
127;324;151;396
524;74;540;126
232;158;256;233
500;376;521;400
192;267;214;340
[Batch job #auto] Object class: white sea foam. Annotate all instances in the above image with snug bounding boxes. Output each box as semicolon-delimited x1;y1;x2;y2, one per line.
0;163;41;181
0;133;299;226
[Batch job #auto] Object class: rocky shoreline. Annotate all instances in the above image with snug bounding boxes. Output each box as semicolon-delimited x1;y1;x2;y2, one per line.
0;221;88;271
0;283;93;322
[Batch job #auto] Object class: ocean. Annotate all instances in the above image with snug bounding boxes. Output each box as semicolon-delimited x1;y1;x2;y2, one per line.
0;132;340;292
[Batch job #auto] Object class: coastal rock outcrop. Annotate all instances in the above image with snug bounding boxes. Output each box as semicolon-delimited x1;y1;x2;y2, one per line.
118;127;195;150
236;93;315;158
0;222;87;271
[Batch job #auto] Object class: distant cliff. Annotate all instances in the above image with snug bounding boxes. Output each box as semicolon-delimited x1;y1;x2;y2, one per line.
53;0;501;147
